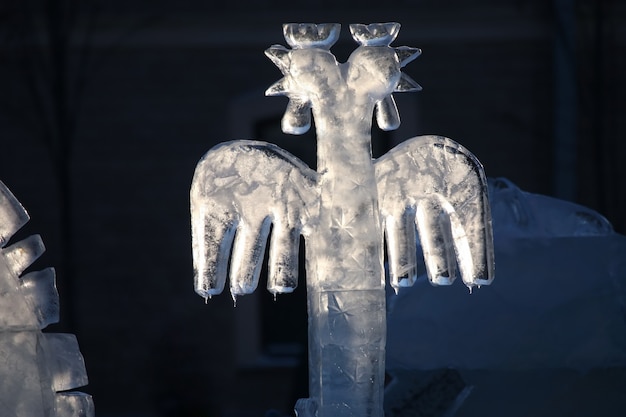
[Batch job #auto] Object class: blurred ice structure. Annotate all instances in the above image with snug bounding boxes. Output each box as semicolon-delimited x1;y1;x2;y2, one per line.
385;177;626;417
191;22;493;417
488;177;614;238
0;181;94;417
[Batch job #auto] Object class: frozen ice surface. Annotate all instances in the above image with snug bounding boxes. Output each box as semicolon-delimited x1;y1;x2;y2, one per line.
42;333;90;391
0;180;94;417
55;392;95;417
191;23;493;417
0;182;29;245
191;141;319;298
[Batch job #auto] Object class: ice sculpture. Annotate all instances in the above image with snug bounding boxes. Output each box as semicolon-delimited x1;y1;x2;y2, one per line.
0;181;94;417
191;23;494;417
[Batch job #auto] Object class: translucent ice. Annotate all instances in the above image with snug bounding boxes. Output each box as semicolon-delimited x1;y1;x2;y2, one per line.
191;23;494;417
0;181;94;417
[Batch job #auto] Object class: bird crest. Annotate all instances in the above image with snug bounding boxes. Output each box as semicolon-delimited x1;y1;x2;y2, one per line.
265;23;422;135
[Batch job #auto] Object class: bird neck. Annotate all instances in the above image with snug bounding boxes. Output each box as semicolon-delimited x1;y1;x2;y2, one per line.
312;94;376;176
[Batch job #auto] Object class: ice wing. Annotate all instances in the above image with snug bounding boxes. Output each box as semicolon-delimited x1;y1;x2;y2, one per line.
375;135;494;291
191;140;319;299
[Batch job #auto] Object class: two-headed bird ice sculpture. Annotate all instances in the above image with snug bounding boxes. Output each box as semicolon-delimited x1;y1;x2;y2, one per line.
191;22;494;417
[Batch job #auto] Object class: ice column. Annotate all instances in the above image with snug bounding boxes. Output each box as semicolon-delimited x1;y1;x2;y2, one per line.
191;22;494;417
0;181;94;417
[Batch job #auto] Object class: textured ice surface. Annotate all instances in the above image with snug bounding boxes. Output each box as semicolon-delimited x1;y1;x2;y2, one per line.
0;181;94;417
191;23;493;417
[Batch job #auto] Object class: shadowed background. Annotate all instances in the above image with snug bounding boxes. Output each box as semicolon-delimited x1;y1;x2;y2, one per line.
0;0;624;416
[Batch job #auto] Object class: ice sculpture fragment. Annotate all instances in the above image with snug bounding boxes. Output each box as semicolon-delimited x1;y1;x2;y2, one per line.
0;181;94;417
191;22;494;417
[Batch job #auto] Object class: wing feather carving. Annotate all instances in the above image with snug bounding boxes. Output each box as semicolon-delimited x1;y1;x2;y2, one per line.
375;135;495;290
191;140;319;299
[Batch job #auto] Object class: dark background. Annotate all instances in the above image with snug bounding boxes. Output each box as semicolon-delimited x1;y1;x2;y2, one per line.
0;1;624;416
